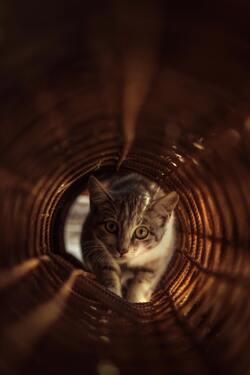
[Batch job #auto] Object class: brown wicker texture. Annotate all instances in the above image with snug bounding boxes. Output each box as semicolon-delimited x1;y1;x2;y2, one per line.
0;1;250;374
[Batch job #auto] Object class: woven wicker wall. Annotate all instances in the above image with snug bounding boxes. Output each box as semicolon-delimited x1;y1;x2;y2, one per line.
0;1;250;374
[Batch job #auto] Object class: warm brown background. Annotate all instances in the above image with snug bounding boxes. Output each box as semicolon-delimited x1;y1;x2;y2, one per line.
0;1;250;374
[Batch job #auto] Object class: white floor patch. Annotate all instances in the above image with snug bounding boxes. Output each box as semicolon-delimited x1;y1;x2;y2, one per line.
64;194;90;262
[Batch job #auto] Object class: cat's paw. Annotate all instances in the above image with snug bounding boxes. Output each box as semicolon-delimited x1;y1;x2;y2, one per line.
127;291;151;303
101;268;122;297
107;285;122;298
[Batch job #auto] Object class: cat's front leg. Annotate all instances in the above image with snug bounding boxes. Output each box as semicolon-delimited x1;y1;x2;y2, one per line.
82;240;122;297
127;270;156;303
99;265;122;297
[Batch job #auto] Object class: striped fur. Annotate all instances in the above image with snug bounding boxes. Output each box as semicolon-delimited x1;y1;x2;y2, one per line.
81;173;179;303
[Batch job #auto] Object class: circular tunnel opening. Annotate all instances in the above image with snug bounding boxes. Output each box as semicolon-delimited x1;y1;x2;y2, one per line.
52;168;185;302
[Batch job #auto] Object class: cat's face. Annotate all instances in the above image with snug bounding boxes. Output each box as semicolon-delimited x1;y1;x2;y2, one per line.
88;176;179;261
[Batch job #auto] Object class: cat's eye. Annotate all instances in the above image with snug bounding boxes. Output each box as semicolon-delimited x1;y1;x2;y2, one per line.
105;220;118;233
134;226;149;240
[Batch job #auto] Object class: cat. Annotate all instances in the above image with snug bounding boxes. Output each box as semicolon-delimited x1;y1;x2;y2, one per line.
80;173;179;303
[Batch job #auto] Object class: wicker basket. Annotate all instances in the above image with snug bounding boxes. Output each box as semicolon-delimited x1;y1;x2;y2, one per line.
0;1;249;374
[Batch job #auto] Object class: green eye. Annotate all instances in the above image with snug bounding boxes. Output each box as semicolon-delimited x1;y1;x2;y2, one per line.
105;220;118;233
134;226;149;240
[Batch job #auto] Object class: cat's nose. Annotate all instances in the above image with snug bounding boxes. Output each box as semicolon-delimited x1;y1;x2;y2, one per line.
120;248;129;255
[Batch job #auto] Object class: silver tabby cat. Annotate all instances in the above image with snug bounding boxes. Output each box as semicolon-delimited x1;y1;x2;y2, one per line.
81;173;179;303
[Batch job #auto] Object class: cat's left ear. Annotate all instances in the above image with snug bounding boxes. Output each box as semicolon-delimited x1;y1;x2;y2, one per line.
152;191;179;215
88;175;113;210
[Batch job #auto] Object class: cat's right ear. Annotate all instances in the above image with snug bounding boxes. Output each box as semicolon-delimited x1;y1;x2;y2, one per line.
88;176;113;210
152;191;179;216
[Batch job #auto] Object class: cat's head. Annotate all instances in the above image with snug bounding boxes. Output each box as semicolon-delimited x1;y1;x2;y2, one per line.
87;175;179;261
